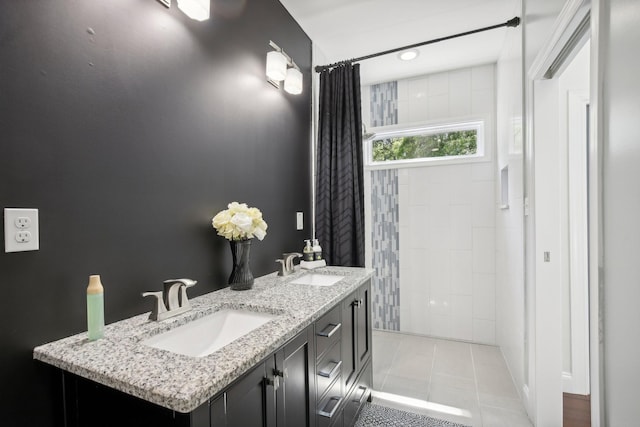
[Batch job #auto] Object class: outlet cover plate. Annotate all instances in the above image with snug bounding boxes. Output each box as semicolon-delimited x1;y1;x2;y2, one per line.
4;208;39;252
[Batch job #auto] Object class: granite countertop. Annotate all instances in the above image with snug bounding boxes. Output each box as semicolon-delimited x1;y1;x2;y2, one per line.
33;266;373;413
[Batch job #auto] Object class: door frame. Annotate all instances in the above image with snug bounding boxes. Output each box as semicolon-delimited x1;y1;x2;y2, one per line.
524;0;602;424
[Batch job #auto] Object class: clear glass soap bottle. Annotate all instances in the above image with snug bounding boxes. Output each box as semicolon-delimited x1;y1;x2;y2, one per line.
86;275;105;340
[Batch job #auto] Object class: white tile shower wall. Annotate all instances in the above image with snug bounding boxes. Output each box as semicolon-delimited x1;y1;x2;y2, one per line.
399;163;497;344
395;64;498;344
495;4;526;397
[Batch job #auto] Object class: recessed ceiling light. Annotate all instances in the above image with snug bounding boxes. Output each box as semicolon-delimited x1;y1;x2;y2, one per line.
398;50;419;61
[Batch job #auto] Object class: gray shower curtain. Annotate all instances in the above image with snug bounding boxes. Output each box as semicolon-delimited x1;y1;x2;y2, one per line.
315;63;365;267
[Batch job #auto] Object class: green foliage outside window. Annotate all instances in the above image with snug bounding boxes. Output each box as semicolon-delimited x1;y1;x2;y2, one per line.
372;130;477;162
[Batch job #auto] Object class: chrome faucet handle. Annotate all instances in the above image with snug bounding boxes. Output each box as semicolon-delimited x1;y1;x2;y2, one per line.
163;279;197;310
142;291;167;321
283;253;303;272
275;259;287;276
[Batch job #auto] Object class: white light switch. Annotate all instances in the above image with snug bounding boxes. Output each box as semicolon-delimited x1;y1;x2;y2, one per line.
4;208;39;252
296;212;304;230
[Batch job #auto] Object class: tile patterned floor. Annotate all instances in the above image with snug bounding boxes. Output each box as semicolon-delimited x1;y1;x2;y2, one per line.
371;330;533;427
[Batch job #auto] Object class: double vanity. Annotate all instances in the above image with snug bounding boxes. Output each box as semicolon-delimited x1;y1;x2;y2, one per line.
33;266;373;427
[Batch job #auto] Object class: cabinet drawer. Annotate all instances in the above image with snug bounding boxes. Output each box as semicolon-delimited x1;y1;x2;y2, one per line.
316;304;342;359
317;374;343;427
317;340;342;398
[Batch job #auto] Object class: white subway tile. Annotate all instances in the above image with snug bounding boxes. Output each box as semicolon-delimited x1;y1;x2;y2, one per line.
408;77;428;99
473;319;496;344
409;178;429;206
472;89;494;115
451;315;473;341
429;313;452;338
397;79;410;103
427;94;450;120
450;250;473;295
450;204;473;250
398;185;409;226
452;294;473;317
428;72;449;96
409;99;429;123
409;206;430;248
472;163;495;182
449;89;472;117
397;100;410;124
472;181;496;228
449;69;472;94
473;273;496;320
429;225;451;250
430;204;450;228
429;250;451;297
473;227;496;273
429;183;451;206
398;168;409;185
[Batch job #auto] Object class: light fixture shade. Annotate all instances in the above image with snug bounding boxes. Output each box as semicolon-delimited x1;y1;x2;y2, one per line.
177;0;210;21
398;50;419;61
266;51;287;82
284;67;303;95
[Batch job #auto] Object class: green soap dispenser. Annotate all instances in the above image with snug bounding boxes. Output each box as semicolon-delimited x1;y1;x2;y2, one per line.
86;275;105;341
303;240;314;261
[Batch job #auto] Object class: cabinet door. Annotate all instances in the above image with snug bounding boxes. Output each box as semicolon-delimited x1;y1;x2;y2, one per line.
211;359;277;427
355;281;371;368
341;290;358;392
276;326;315;427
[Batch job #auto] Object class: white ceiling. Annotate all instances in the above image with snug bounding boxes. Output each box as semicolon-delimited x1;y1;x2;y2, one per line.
279;0;518;85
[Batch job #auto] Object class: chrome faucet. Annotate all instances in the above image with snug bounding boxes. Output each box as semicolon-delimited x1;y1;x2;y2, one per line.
142;278;197;321
276;252;302;276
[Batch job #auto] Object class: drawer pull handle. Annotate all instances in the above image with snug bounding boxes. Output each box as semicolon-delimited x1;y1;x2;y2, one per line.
318;396;343;418
318;360;342;379
354;385;368;404
317;322;341;338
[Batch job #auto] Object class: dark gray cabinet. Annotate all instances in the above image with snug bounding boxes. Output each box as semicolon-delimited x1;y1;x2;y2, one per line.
55;279;371;427
315;279;372;427
211;326;315;427
342;280;372;394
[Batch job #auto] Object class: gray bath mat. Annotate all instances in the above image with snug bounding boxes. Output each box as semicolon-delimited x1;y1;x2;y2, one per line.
355;402;471;427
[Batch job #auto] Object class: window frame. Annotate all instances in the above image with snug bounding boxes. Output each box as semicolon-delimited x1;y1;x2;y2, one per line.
364;119;487;170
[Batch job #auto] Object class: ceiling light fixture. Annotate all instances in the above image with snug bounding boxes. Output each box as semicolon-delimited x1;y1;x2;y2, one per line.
266;41;303;95
398;49;419;61
156;0;210;22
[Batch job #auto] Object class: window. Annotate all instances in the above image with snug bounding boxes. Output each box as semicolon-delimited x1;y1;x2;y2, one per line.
366;121;485;167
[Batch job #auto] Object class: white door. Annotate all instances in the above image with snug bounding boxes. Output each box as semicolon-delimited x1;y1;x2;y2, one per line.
558;41;590;395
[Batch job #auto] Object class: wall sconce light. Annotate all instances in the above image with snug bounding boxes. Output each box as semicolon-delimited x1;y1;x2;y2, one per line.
266;41;303;95
157;0;210;22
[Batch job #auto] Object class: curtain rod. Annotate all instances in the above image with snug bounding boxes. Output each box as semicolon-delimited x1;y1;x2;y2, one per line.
315;16;521;73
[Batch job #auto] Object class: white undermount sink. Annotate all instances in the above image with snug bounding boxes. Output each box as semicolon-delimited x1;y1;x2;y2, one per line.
142;309;277;357
290;274;345;287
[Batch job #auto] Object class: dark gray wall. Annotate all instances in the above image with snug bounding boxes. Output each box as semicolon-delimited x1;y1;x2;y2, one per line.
0;0;312;425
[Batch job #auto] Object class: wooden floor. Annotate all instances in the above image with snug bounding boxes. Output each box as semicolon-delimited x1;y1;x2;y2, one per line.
563;393;591;427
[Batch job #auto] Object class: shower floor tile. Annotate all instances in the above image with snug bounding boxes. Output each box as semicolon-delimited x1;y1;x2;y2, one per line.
371;329;532;427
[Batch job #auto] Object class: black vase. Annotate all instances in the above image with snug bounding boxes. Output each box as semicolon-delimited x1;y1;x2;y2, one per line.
228;239;254;290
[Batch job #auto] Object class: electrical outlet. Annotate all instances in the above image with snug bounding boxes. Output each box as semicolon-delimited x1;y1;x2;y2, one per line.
296;212;304;230
15;216;31;229
4;208;39;252
16;231;32;243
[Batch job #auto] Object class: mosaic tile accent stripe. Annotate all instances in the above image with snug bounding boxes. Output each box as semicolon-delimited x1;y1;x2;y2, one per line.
371;169;400;331
370;82;398;127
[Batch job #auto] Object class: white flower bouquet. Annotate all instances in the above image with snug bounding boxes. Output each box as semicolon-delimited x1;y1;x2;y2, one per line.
212;202;268;241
